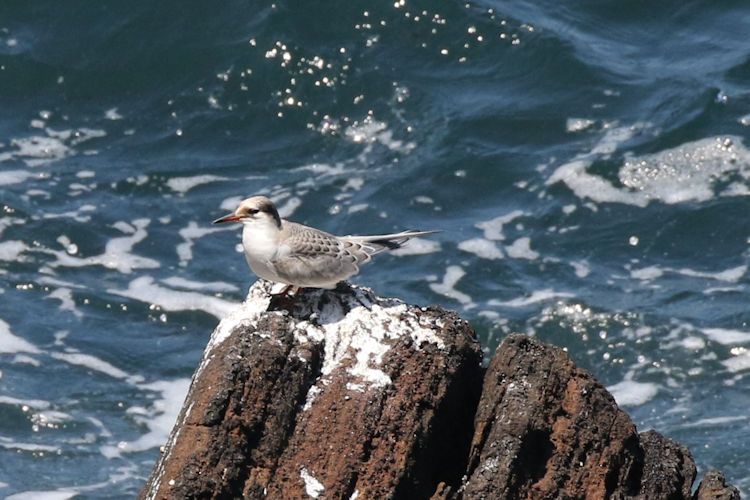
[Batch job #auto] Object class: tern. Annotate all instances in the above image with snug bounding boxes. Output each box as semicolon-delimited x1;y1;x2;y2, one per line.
213;196;438;294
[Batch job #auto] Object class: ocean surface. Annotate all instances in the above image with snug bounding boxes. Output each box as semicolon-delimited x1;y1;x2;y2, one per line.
1;0;749;497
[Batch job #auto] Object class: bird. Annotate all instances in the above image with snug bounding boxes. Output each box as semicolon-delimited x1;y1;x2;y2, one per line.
213;195;438;294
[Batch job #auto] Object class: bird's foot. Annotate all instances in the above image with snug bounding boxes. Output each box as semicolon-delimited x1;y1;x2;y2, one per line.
268;284;302;311
273;284;300;297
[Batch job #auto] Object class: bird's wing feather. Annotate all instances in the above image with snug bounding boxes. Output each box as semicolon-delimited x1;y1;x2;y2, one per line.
269;224;439;287
339;229;440;255
270;222;366;287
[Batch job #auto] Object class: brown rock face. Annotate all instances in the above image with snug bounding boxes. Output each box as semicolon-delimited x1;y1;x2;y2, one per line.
140;281;483;500
637;430;696;499
141;285;740;500
459;334;696;500
693;470;741;500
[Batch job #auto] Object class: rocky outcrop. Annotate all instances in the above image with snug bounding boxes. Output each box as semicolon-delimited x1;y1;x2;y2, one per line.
693;470;741;500
141;281;739;500
140;280;484;499
453;334;696;499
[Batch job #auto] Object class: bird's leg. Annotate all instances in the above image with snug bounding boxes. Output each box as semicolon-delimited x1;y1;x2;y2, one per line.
268;284;303;312
272;284;301;297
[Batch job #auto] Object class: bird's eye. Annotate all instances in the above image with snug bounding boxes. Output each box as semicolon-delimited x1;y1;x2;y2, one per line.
246;208;259;215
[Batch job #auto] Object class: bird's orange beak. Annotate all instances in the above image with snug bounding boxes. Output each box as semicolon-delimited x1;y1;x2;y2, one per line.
213;213;242;224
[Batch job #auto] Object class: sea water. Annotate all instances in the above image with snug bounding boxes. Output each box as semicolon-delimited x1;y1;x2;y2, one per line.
1;0;749;496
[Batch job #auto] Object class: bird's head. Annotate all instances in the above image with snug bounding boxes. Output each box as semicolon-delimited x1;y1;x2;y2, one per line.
213;195;282;229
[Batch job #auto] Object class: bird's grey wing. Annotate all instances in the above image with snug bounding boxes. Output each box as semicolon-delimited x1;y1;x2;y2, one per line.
270;222;369;287
339;229;440;256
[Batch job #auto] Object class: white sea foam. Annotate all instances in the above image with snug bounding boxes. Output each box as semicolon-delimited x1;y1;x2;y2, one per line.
166;175;227;194
45;288;82;318
30;409;71;427
50;352;143;384
1;135;72;167
570;260;590;278
108;276;236;319
682;415;747;427
607;378;659;407
457;238;503;260
721;351;750;373
619;137;748;202
103;378;190;457
4;463;139;499
390;237;440;256
176;222;223;265
429;265;472;305
0;319;41;354
342;177;365;192
630;265;664;280
702;328;750;345
549;135;750;207
548;159;648;207
218;195;243;212
0;439;59;453
629;264;745;283
677;265;746;283
489;289;574;308
0;240;29;262
505;237;539;260
296;162;348;177
0;127;106;167
113;220;136;234
592;123;641;155
0;170;35;185
161;276;239;293
41;218;159;273
11;355;39;366
0;217;23;239
105;108;123;120
276;196;302;218
57;127;107;146
24;189;49;201
476;210;525;240
40;204;97;223
347;203;368;214
68;182;96;194
344;116;415;154
679;336;706;350
566;118;595;133
0;395;52;410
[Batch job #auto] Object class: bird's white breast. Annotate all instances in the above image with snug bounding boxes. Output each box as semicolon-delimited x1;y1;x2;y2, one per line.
241;223;284;283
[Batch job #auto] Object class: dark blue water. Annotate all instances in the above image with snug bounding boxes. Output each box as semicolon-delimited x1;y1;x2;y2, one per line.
1;1;749;496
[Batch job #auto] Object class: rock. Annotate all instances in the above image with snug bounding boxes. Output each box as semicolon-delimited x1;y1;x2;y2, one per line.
638;430;696;499
459;334;697;499
693;470;741;500
141;286;741;500
140;280;484;500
